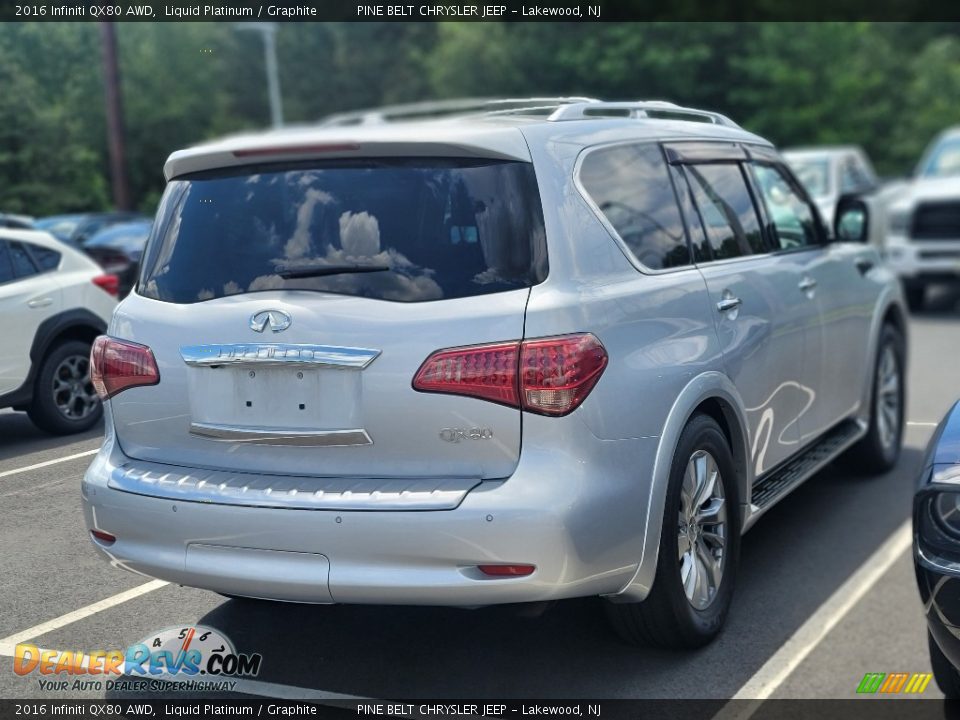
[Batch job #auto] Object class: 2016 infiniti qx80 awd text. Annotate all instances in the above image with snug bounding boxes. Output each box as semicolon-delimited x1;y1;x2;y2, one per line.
83;98;907;648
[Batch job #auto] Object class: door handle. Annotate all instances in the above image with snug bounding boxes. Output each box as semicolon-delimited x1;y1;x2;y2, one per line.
855;258;874;275
716;296;742;313
27;298;53;308
798;277;818;293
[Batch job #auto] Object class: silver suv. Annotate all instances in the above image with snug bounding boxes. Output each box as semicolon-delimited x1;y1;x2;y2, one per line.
82;98;907;648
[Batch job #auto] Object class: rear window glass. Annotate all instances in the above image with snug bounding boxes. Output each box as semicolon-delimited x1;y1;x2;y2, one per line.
140;158;547;304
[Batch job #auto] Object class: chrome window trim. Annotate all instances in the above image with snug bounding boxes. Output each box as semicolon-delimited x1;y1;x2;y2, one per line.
180;343;381;370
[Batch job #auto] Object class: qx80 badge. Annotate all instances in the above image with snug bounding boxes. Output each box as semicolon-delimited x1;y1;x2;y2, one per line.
439;428;494;443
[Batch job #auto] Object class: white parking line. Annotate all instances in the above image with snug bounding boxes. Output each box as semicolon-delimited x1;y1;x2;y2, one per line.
712;518;912;718
0;580;168;656
0;448;99;480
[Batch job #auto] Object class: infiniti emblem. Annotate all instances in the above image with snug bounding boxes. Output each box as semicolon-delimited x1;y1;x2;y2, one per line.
250;309;292;333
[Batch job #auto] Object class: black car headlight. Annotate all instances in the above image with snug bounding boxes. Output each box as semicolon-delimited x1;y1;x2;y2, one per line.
933;492;960;539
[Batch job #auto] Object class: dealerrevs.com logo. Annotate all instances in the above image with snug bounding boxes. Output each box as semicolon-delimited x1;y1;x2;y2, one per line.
14;625;262;692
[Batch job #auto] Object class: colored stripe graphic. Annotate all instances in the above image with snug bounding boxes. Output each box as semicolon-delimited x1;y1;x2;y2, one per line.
857;672;932;694
857;673;885;693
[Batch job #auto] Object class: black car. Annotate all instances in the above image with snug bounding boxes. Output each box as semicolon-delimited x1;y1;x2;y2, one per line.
82;219;153;297
914;400;960;697
34;211;147;248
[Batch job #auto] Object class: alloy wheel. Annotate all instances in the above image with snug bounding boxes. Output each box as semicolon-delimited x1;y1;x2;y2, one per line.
678;449;728;611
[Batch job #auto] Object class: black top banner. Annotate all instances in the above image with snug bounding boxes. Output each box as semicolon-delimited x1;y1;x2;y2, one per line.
2;0;960;22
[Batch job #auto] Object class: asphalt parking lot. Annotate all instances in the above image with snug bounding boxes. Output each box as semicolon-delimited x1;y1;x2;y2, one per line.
1;292;959;702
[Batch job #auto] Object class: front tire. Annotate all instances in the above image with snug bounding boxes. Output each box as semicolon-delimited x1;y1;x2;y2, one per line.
930;631;960;698
27;340;102;435
843;324;904;474
605;414;740;649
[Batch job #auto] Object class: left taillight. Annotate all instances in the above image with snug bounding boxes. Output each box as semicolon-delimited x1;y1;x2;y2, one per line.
90;336;160;400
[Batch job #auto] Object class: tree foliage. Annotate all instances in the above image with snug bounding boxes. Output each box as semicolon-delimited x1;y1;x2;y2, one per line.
0;21;957;215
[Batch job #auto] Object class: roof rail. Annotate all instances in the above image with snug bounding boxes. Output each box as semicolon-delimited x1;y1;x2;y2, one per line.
320;97;599;127
547;100;740;128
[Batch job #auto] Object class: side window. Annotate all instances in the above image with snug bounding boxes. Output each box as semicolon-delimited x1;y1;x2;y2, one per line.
26;244;62;271
751;164;819;250
684;163;766;260
579;143;691;270
9;242;38;278
0;242;14;283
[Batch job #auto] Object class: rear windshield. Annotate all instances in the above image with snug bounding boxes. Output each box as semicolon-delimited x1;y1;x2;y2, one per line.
139;158;547;304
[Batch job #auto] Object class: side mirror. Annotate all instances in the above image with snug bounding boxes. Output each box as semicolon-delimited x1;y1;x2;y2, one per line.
834;194;869;243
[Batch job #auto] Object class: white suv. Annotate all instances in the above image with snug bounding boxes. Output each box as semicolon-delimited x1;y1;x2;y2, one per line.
0;229;117;434
884;126;960;310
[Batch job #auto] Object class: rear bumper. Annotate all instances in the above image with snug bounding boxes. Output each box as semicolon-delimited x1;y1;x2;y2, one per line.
81;425;654;606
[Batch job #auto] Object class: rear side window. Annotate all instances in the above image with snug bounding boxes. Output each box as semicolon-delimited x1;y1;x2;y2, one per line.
683;164;766;260
9;242;38;278
579;143;690;270
27;244;62;271
140;158;547;304
0;242;13;283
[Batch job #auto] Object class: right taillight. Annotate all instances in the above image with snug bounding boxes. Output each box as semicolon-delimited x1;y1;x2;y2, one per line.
519;334;608;416
412;333;607;417
90;336;160;400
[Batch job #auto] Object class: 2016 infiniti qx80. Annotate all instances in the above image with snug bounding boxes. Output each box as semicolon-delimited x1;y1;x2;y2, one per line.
83;98;907;647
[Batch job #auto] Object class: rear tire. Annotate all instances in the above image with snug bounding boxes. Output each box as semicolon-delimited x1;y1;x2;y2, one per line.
27;340;102;435
605;414;740;649
929;631;960;698
842;324;904;474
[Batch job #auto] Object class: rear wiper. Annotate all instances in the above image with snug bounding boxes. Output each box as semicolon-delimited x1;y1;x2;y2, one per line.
275;263;391;279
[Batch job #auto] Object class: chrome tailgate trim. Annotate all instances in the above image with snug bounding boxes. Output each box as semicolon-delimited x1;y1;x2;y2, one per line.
180;343;381;369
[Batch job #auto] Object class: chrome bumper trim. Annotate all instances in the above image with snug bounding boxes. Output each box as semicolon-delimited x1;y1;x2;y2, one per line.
179;343;381;369
189;422;373;447
107;459;481;510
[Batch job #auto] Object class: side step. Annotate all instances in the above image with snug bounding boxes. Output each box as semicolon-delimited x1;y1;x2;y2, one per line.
747;419;866;522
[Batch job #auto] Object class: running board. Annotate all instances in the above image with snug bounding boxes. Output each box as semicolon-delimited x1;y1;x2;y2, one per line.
744;419;866;530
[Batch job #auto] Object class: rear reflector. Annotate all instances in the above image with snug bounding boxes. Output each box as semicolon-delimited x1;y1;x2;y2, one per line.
92;274;120;297
90;336;160;400
477;564;535;577
413;333;607;417
90;529;116;546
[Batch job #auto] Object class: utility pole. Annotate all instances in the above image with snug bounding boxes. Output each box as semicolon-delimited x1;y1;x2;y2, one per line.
100;22;131;210
236;23;284;128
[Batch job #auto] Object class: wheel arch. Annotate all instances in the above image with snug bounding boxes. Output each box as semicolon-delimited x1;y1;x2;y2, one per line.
30;309;107;367
609;371;751;603
856;292;909;424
